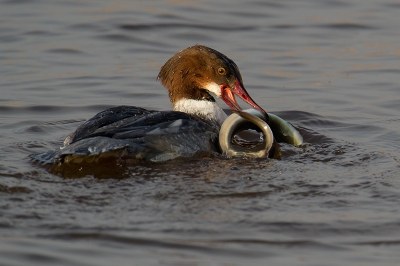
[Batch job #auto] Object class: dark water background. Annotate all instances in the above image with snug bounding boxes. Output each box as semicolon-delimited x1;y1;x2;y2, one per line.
1;0;400;265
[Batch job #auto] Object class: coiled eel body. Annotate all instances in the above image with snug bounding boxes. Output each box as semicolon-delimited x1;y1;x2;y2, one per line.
219;109;303;158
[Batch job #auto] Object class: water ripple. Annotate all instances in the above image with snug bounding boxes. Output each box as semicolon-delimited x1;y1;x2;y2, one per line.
119;23;256;32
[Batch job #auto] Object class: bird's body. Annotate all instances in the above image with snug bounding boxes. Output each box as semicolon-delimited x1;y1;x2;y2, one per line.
31;45;268;164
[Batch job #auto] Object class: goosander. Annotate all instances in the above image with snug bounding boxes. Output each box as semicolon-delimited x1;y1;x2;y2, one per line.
31;44;269;164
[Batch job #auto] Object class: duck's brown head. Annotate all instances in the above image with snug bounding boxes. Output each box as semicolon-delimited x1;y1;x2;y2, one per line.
158;44;268;121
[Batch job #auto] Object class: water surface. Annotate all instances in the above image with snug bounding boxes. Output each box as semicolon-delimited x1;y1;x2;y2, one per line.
1;0;400;265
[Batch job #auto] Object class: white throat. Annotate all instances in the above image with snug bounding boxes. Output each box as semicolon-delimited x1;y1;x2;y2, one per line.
173;99;228;126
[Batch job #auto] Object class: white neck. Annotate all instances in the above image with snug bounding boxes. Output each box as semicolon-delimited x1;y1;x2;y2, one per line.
173;99;228;126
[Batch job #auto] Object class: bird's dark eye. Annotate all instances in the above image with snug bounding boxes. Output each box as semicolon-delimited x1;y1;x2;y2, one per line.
218;67;226;75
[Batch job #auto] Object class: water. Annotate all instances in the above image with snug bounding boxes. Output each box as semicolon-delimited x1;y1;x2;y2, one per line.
1;0;400;265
